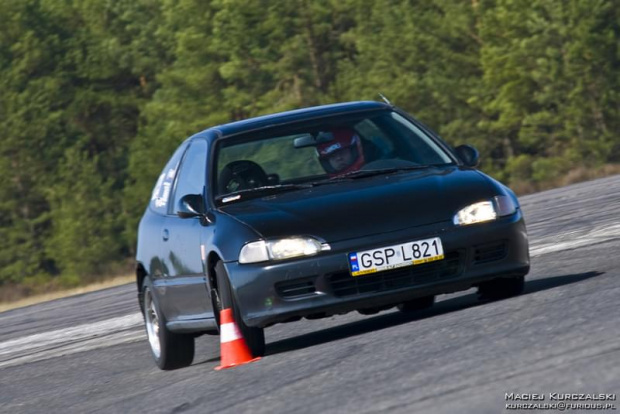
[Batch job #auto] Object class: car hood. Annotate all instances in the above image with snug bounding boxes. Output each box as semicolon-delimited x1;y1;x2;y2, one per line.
218;167;497;242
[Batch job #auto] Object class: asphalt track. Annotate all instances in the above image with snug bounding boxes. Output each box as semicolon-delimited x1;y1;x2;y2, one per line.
1;175;619;414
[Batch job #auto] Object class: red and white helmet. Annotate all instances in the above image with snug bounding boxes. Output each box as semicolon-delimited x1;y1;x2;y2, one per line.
316;128;365;175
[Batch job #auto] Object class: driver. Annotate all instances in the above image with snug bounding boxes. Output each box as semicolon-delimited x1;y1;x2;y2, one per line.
316;128;365;176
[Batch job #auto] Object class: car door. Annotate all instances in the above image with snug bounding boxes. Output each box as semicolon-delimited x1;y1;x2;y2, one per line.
159;138;213;322
139;142;188;281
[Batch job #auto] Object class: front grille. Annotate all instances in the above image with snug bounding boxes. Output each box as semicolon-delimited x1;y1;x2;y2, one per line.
473;242;507;264
326;251;463;298
275;280;316;298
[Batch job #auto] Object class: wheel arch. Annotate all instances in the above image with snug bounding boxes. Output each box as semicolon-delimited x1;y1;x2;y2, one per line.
206;252;222;293
136;263;148;314
136;262;147;292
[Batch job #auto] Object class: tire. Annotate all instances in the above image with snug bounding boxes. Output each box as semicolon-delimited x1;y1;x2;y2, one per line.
397;295;435;313
141;278;195;370
215;261;266;357
477;275;525;301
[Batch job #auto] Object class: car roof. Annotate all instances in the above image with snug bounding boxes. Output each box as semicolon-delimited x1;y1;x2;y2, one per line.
208;101;391;138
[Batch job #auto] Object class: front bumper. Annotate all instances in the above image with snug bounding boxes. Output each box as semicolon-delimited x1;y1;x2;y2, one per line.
225;211;530;328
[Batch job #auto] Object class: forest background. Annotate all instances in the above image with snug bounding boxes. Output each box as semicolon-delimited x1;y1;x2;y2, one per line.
1;0;619;298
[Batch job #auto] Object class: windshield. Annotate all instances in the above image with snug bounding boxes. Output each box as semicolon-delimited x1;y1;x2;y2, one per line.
214;110;454;200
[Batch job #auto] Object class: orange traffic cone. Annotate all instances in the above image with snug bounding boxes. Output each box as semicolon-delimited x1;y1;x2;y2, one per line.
214;308;261;370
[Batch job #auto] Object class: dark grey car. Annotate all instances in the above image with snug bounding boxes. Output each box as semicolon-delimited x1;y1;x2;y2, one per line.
136;101;530;370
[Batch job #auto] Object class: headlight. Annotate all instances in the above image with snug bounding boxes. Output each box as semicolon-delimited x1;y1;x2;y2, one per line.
239;237;329;264
453;196;517;226
453;201;496;225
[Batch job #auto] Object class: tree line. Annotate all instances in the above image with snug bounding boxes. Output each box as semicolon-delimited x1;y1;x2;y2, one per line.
1;0;618;289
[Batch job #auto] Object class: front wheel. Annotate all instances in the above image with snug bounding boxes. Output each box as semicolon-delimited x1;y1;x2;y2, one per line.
215;261;266;357
478;275;525;301
142;278;195;370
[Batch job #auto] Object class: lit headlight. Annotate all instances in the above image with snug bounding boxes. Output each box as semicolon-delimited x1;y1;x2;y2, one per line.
453;201;496;225
239;237;328;264
453;196;517;226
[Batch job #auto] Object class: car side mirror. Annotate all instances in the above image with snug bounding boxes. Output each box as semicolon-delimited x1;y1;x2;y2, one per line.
455;145;480;167
177;194;204;219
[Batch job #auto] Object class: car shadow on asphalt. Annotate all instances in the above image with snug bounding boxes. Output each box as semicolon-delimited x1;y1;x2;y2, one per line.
265;270;603;357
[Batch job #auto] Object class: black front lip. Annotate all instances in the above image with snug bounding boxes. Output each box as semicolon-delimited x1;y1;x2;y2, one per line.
225;211;529;328
258;268;528;327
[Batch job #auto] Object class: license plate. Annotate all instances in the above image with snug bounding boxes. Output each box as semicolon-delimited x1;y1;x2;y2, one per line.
348;237;444;276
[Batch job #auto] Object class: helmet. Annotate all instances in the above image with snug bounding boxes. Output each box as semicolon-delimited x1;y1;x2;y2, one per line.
316;128;365;175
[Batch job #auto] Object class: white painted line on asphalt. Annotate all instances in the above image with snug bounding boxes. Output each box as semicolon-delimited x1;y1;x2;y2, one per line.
530;223;620;257
0;313;144;369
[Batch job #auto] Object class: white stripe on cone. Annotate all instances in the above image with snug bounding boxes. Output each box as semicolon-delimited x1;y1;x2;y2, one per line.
220;322;243;343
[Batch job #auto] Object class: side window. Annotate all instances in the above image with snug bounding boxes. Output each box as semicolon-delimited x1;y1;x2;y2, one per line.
170;139;208;214
150;143;188;215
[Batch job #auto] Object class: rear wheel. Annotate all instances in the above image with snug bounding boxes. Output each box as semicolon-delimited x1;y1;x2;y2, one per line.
215;261;266;357
397;295;435;313
478;275;525;301
142;278;195;370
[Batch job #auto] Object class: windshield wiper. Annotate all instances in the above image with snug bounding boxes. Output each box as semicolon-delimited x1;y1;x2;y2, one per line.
216;183;313;204
311;164;444;185
339;165;433;178
217;165;451;202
